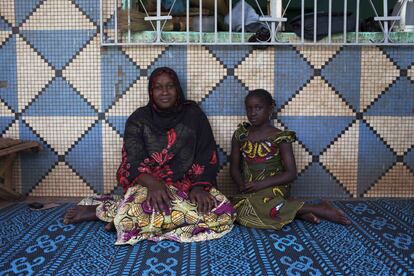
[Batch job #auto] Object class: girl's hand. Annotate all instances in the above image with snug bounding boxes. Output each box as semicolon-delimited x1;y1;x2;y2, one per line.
241;181;263;193
189;186;215;213
146;181;172;213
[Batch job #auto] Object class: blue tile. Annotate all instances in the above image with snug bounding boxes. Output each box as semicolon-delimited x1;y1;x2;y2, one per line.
357;121;396;196
0;117;14;134
0;17;11;31
201;76;249;116
72;0;100;24
20;120;58;194
0;35;17;112
107;115;128;137
364;78;414;116
322;47;361;111
207;45;252;69
148;46;187;95
24;77;97;116
14;0;43;26
217;146;228;167
404;147;414;173
101;48;140;112
274;46;313;110
381;46;414;69
278;116;354;155
20;30;96;69
65;122;103;193
291;162;349;198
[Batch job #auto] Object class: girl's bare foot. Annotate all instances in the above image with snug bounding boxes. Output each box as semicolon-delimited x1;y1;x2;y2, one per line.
297;212;320;224
301;201;351;225
63;205;98;224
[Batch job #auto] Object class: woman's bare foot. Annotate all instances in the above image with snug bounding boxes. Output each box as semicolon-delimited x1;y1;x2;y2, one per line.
105;222;115;232
301;201;351;225
63;205;98;224
297;212;320;224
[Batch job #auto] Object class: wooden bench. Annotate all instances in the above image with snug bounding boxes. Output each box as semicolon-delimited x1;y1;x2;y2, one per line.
0;138;41;200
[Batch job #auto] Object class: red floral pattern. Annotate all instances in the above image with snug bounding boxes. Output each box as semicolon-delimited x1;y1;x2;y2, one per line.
118;128;213;193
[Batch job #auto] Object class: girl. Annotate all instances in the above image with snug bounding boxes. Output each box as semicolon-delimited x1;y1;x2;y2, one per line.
230;89;350;229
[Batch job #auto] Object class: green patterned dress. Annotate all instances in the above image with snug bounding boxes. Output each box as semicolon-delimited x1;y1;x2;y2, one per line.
231;122;304;230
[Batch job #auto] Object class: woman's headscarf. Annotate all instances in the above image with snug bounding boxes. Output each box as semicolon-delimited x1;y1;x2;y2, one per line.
144;67;195;130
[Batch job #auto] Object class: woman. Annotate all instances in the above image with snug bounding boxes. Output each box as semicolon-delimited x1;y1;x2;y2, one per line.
64;67;236;244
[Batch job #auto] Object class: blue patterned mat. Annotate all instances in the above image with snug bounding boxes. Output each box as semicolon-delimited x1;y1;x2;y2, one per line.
1;200;413;275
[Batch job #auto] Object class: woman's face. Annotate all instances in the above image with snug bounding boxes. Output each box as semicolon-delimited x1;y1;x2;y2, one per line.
245;96;273;127
151;73;179;110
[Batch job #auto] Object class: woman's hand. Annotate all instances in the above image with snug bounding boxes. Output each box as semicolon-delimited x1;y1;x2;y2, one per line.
146;180;172;213
189;186;215;213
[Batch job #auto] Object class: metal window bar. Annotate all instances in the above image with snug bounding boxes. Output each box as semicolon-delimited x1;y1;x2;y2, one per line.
100;0;414;46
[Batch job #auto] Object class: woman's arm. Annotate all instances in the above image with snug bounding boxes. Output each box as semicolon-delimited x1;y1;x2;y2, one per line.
119;115;172;212
230;135;246;193
242;142;297;193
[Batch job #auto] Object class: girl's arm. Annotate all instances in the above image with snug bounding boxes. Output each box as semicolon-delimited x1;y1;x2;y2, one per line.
230;135;246;193
243;142;297;193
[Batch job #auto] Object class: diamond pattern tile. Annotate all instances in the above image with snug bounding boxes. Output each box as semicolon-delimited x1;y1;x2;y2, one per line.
0;100;14;134
208;116;245;155
30;162;95;197
279;76;355;116
291;162;350;198
201;76;249;116
404;147;414;172
0;1;15;26
364;116;414;156
364;163;414;197
207;45;252;69
66;121;103;193
274;46;313;110
148;46;187;93
357;121;396;196
0;31;11;46
320;121;360;197
365;78;414;116
123;46;167;69
63;34;101;111
279;116;355;155
291;141;312;174
20;29;96;70
360;47;399;112
16;34;54;112
20;0;95;30
14;0;43;27
101;47;140;112
19;120;58;194
321;47;361;111
72;0;100;25
102;121;122;194
235;48;274;92
295;45;341;69
381;46;414;69
217;164;238;196
0;35;17;111
187;46;226;103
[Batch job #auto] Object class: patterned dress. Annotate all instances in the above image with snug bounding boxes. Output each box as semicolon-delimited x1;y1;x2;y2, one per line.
231;122;304;230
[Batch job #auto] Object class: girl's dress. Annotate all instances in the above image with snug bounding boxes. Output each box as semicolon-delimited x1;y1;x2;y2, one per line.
231;122;304;230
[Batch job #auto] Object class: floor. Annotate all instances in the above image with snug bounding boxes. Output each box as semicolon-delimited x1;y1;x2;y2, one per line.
0;199;413;275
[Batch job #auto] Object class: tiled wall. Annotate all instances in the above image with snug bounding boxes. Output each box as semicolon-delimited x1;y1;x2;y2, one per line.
1;0;413;198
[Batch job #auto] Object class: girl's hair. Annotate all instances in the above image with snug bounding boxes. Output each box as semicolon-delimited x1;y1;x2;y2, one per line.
245;89;276;107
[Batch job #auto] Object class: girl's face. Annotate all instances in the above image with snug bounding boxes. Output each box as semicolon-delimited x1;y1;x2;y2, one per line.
245;96;273;127
151;73;178;110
